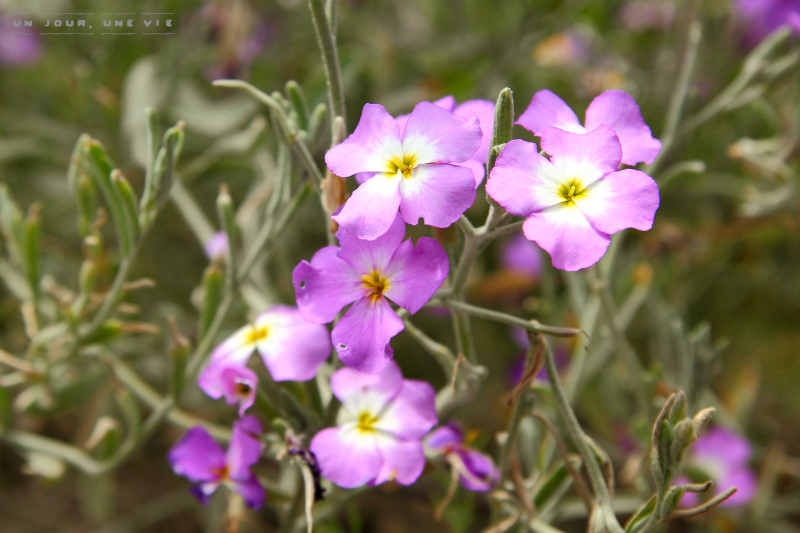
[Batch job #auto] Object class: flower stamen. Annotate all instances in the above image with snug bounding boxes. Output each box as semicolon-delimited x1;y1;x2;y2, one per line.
362;271;389;302
244;325;269;345
356;411;379;434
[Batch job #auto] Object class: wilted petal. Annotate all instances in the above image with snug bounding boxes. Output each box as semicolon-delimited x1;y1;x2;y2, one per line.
169;427;226;482
371;436;427;486
310;426;383;489
332;172;402;240
332;296;404;374
522;205;611;271
325;103;402;176
226;416;263;480
574;169;660;234
383;237;449;314
330;360;404;416
486;139;564;216
540;125;622;186
584;90;661;165
402;102;482;165
293;247;365;324
336;213;407;275
374;380;437;440
233;474;266;510
517;90;585;136
253;306;331;382
399;163;476;228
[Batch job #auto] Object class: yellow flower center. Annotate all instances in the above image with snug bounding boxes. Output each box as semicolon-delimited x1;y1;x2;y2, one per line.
559;178;586;204
357;411;379;434
362;271;389;302
387;154;417;179
244;325;269;345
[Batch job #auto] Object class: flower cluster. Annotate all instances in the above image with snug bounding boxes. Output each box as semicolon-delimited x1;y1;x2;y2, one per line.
169;88;665;504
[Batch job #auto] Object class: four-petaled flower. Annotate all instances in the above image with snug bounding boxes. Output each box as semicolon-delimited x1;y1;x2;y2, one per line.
309;361;437;488
425;422;498;492
325;101;482;240
169;416;265;509
486;126;660;271
517;89;662;166
199;305;331;404
293;214;449;374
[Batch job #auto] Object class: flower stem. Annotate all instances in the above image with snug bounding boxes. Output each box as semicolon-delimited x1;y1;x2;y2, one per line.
542;337;624;533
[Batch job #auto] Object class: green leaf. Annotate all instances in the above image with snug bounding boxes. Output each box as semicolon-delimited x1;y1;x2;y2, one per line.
624;495;656;533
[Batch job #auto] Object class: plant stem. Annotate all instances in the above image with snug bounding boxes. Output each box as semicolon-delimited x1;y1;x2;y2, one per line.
542;337;624;533
308;0;346;137
431;298;583;338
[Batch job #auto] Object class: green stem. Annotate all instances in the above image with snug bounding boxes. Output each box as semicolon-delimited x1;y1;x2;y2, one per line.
308;0;346;137
431;298;583;338
542;337;624;533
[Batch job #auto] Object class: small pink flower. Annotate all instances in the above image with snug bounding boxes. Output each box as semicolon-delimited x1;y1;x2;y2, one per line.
198;305;330;403
169;416;265;509
486;126;660;271
293;214;449;374
309;362;437;488
325;102;482;240
204;231;229;261
425;423;498;492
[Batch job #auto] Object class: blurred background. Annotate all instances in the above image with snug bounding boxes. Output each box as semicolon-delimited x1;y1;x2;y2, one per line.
0;0;799;531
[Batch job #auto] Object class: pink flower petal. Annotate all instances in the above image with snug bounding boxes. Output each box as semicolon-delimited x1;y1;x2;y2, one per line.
332;172;402;240
335;213;407;275
325;103;402;176
399;163;477;228
584;90;661;165
370;437;427;486
374;379;438;440
486;139;564;216
517;89;585;136
540;125;622;186
293;247;365;324
332;297;404;374
401;101;482;165
233;474;266;510
226;416;263;480
522;205;611;271
254;306;331;382
383;237;449;314
459;158;488;186
310;427;383;489
169;427;226;482
330;360;404;413
453;99;496;165
574;169;660;234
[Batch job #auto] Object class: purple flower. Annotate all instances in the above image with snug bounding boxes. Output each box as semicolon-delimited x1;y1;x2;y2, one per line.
325;102;482;240
736;0;800;45
199;363;257;416
501;233;543;278
517;90;661;166
507;328;569;385
680;427;758;508
204;231;229;261
199;305;330;400
486;126;660;271
425;423;498;492
293;214;449;374
309;361;437;488
169;416;265;509
0;18;42;65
